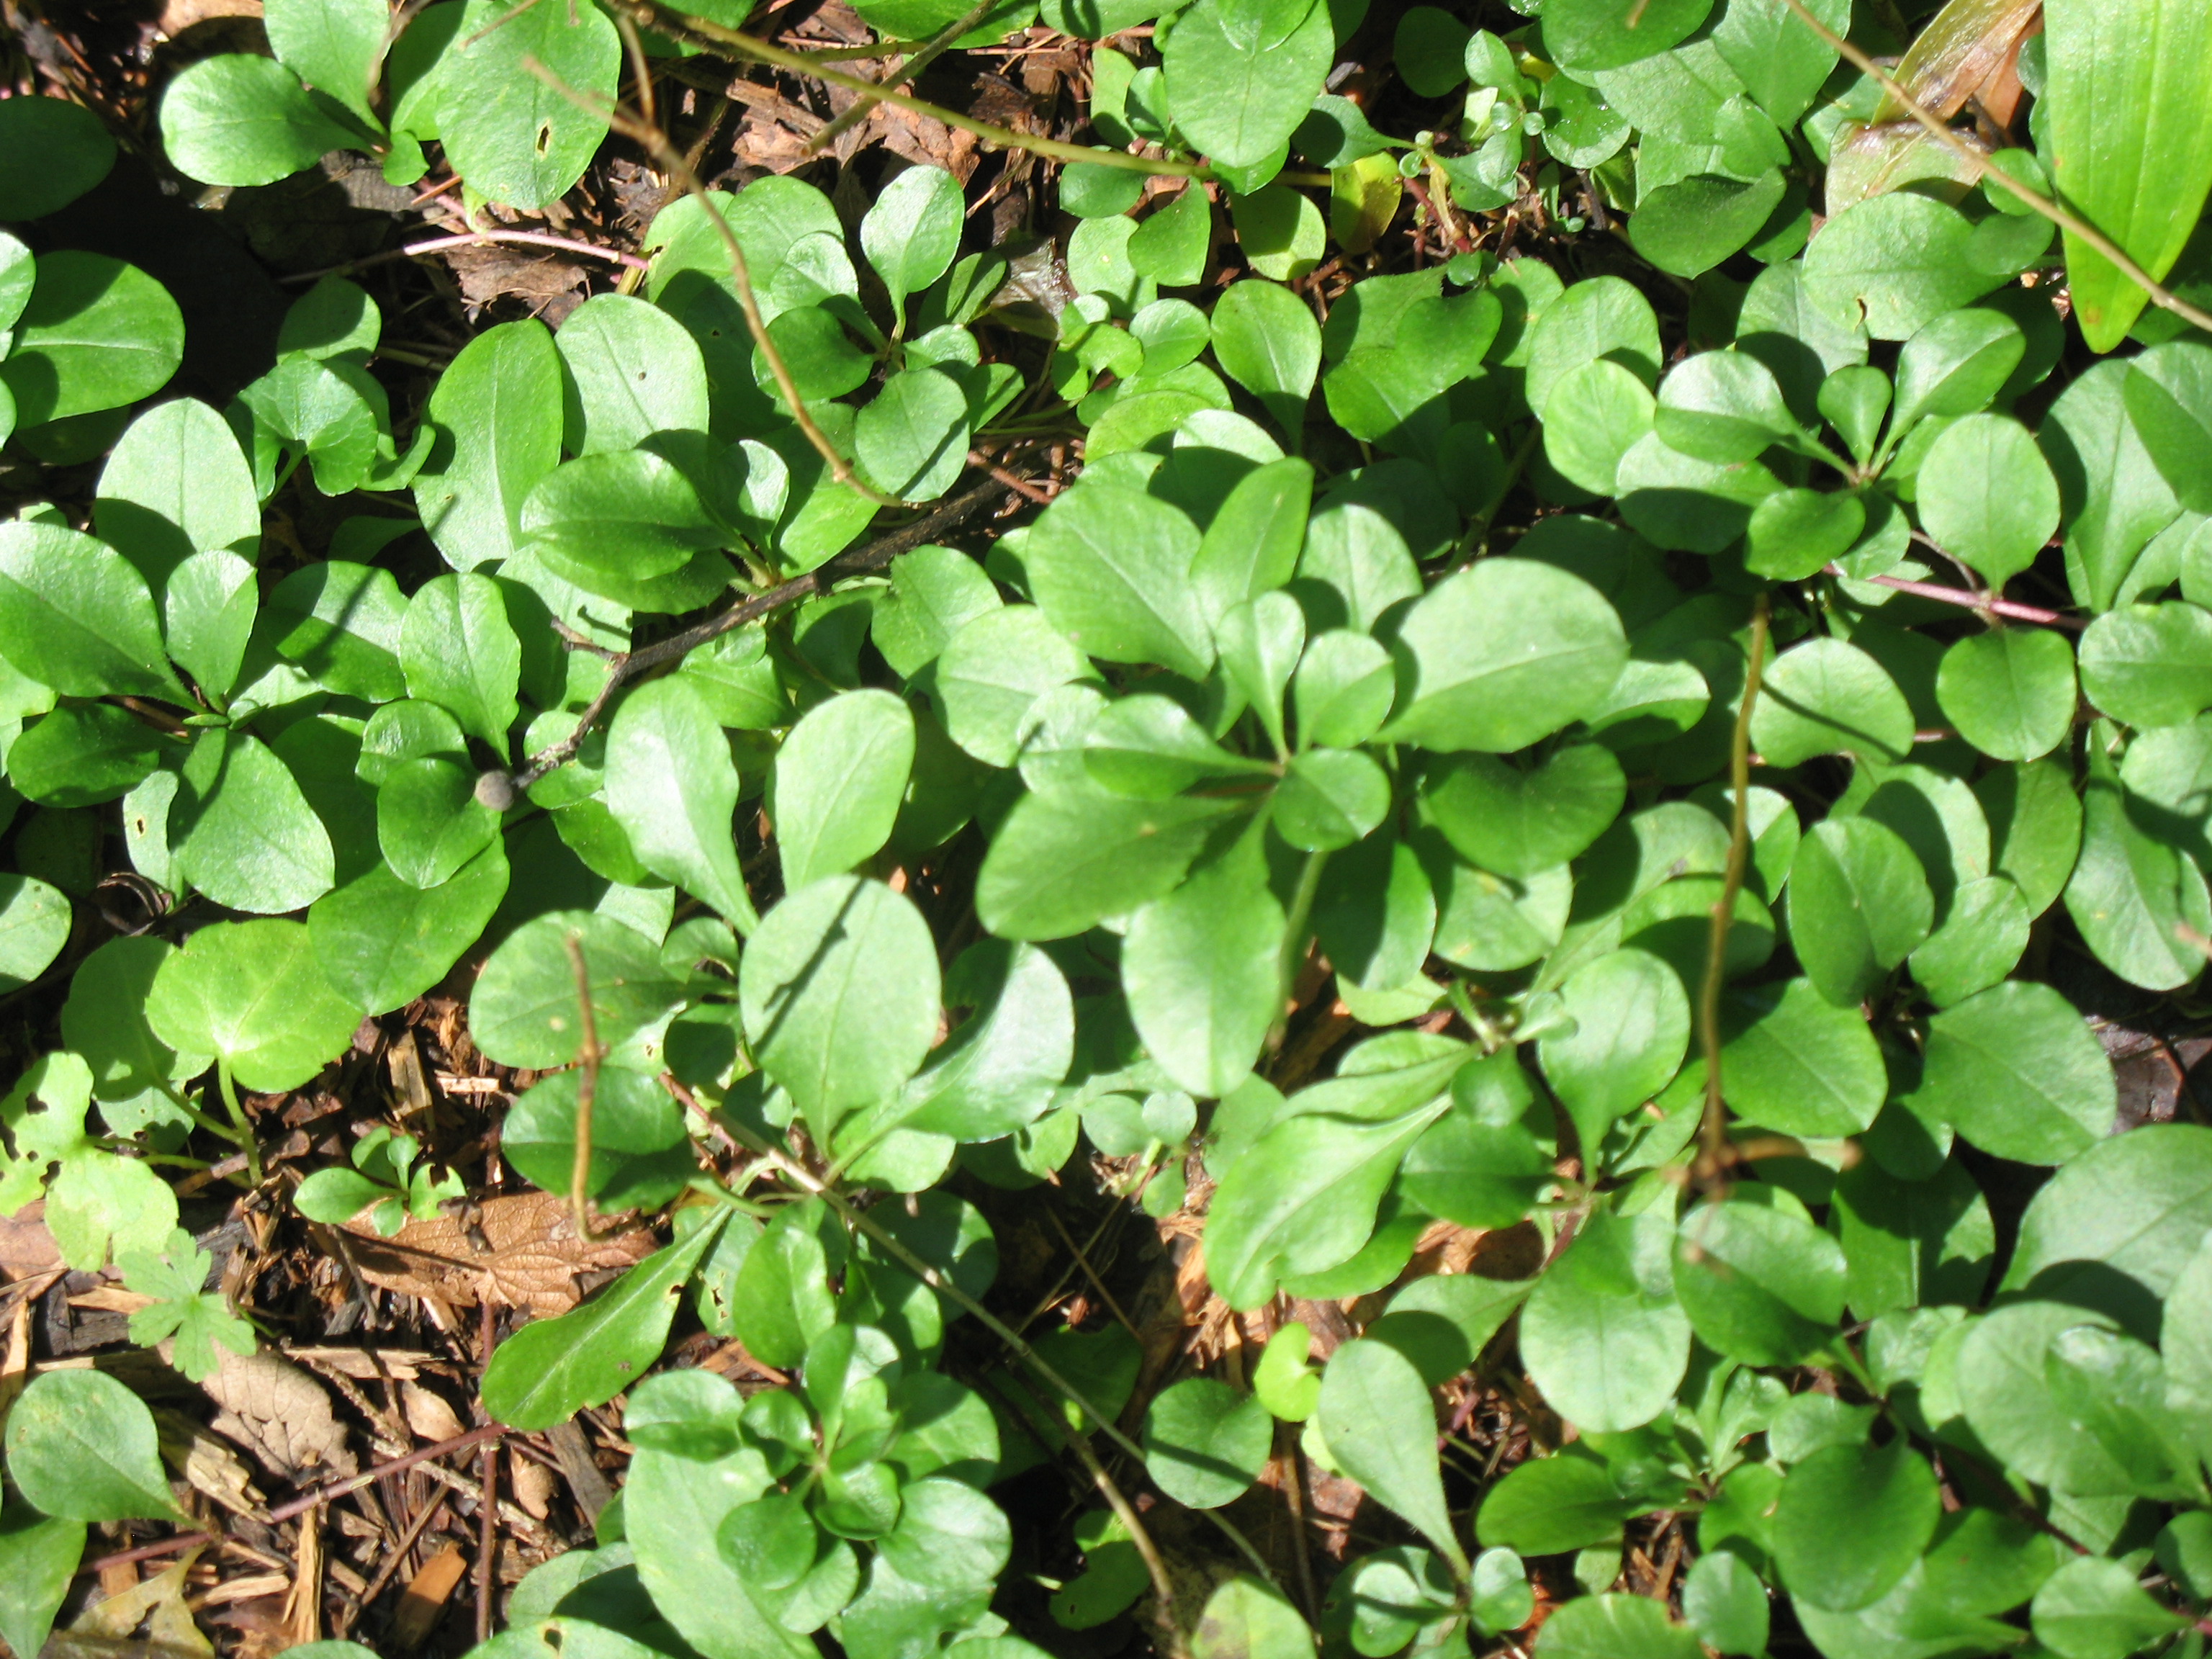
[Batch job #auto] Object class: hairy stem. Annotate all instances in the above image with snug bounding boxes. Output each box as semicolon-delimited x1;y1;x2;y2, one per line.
1695;593;1771;1191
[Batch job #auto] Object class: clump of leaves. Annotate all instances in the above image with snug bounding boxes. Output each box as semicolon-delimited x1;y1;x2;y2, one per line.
6;0;2212;1655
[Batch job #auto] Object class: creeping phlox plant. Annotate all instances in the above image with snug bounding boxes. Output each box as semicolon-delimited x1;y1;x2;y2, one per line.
3;0;2212;1655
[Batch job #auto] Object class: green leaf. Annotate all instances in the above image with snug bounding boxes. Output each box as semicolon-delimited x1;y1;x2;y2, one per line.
436;0;617;207
1210;282;1321;441
414;320;565;572
1787;816;1933;1007
1911;874;2033;1007
861;166;963;328
1909;980;2114;1164
1538;948;1690;1160
1025;483;1213;680
145;919;361;1091
1709;0;1845;125
1654;349;1801;464
2064;775;2210;990
169;729;336;913
1191;458;1313;626
1525;276;1662;421
0;523;186;702
521;450;731;606
1542;0;1713;72
2043;0;2212;351
2004;1122;2212;1323
771;689;914;891
94;397;261;588
1129;184;1211;287
889;941;1071;1141
1745;487;1866;581
857;368;971;501
0;1498;84;1659
1614;430;1782;553
505;1068;693;1213
1230;186;1326;284
1204;1054;1460;1308
1683;978;1887;1138
1542;359;1655;496
1274;746;1390;850
1143;1378;1272;1509
0;95;114;220
555;293;711;455
605;677;754;926
1192;1575;1315;1659
1890;307;2027;440
2079;600;2212;727
165;549;258;701
377;755;498;888
1380;559;1628;752
1423;745;1624;881
1083;693;1272;798
308;843;508;1015
400;572;521;752
933;604;1094;768
1802;193;2005;341
1123;838;1284;1099
263;560;409;701
1475;1451;1636;1556
1748;637;1913;766
1675;1196;1848;1365
2031;1556;2190;1659
482;1216;726;1430
61;935;204;1093
118;1227;255;1382
8;704;160;807
470;911;685;1069
1773;1437;1939;1611
1935;628;2076;762
1682;1548;1769;1658
739;876;940;1136
1292;629;1394;750
1632;171;1789;283
1521;1209;1689;1434
158;53;356;187
3;1369;181;1522
1164;0;1334;170
264;0;387;126
977;789;1241;940
1532;1594;1703;1659
1318;1339;1466;1570
1916;413;2062;588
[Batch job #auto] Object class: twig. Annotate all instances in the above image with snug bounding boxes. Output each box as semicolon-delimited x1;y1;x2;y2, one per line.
476;1441;498;1643
76;1426;513;1580
805;0;1000;156
666;1073;1283;1588
561;932;605;1241
628;1;1333;184
1776;0;2212;338
1827;564;2086;629
336;1493;450;1635
279;230;653;284
503;475;1012;791
1694;594;1771;1191
520;48;903;508
1041;1205;1142;1342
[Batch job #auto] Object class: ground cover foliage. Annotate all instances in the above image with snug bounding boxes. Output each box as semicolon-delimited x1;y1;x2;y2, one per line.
4;0;2212;1654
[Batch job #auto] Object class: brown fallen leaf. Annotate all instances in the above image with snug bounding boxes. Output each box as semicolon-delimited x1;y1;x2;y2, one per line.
391;1543;469;1652
0;1200;62;1281
50;1551;215;1659
402;1380;467;1444
337;1190;656;1318
192;1346;359;1483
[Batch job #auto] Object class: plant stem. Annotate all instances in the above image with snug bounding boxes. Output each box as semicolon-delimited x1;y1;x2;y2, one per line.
561;931;604;1241
522;32;905;510
504;475;1014;793
215;1061;263;1187
1776;0;2212;338
630;1;1334;185
804;0;1000;156
1694;593;1771;1192
1827;564;2085;629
